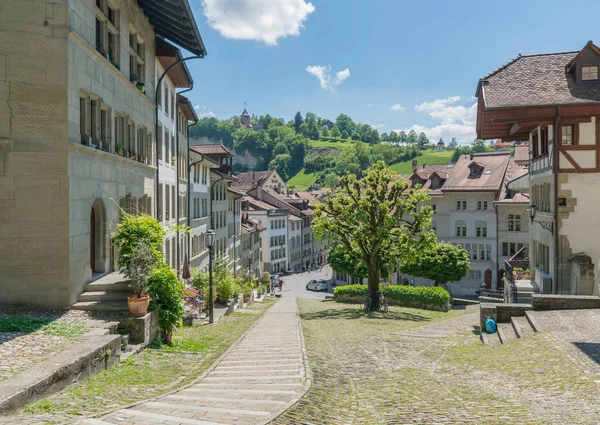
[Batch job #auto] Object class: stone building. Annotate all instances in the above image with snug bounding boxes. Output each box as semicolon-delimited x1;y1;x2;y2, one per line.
0;0;205;308
476;40;600;295
240;214;265;278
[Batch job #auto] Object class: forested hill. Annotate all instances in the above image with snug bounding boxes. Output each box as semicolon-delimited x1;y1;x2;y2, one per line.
188;112;490;189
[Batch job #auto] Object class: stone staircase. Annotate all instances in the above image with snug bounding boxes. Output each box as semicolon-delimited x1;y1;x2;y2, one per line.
513;279;539;305
481;311;539;345
72;272;132;311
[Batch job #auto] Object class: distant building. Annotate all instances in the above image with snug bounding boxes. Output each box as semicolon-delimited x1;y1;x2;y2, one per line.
436;140;445;151
240;108;251;128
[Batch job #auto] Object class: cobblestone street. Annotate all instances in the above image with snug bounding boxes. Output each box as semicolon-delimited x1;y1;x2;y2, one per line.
272;299;600;425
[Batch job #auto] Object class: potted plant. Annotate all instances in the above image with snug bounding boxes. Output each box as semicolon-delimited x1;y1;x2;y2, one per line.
129;151;137;160
115;144;124;156
123;241;154;316
136;82;146;94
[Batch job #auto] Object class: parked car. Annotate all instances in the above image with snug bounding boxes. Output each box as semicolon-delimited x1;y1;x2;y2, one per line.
306;279;328;292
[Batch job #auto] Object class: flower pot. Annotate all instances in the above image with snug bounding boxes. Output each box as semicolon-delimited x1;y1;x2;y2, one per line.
127;295;150;316
244;296;250;303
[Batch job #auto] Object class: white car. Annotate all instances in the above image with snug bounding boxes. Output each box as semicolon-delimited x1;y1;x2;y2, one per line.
306;279;328;292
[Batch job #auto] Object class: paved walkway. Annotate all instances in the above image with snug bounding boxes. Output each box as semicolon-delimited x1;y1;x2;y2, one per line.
77;297;307;425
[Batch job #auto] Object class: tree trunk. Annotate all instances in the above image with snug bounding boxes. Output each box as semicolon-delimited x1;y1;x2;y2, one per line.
367;256;380;312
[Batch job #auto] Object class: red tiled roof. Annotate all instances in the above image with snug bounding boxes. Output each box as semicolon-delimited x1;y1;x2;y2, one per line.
236;171;272;183
443;152;511;192
496;157;530;204
514;145;529;164
189;143;234;156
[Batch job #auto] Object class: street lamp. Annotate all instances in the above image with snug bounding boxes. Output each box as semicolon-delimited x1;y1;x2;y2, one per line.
527;204;537;223
205;229;216;324
247;249;252;275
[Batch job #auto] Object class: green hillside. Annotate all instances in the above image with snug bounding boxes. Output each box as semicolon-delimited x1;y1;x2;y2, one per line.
309;138;356;152
389;150;453;175
286;168;316;190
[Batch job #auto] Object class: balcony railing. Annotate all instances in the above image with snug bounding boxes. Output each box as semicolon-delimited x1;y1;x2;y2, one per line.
503;246;529;303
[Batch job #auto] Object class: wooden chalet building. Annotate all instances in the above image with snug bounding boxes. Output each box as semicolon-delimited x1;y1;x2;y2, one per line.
476;40;600;296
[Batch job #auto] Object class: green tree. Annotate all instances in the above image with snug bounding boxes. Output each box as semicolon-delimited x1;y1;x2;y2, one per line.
417;132;429;149
341;130;350;140
273;142;289;156
399;130;407;145
294;111;303;133
389;131;398;144
147;263;185;345
449;137;458;149
322;126;330;137
322;172;340;188
407;130;418;146
381;132;389;143
400;242;470;286
351;132;361;141
308;119;320;140
335;114;356;135
313;162;435;311
471;139;487;153
299;121;309;136
331;126;341;138
269;153;292;180
327;244;367;278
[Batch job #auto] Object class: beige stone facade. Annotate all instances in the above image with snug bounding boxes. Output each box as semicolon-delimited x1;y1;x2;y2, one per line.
0;0;204;308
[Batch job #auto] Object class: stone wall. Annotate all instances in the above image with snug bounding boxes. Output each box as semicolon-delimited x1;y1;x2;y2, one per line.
0;0;71;307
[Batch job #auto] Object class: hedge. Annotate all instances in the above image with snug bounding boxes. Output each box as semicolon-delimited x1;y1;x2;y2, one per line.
333;284;451;312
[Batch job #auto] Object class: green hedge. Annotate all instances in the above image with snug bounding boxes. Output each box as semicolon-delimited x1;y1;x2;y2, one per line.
333;284;451;311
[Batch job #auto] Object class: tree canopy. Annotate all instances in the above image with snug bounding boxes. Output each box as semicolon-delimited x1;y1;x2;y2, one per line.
400;242;470;285
313;162;436;310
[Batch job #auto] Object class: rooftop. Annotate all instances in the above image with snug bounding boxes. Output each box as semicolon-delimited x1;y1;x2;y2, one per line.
496;156;530;204
443;152;511;192
477;48;600;109
138;0;206;57
189;144;234;156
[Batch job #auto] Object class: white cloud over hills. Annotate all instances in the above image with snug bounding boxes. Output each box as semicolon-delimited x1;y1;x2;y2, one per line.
395;96;477;144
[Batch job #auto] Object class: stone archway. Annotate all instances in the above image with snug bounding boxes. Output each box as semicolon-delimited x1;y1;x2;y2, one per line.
90;198;108;274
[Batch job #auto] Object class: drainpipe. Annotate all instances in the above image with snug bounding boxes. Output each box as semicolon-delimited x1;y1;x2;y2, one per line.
175;85;194;277
553;106;561;294
495;201;499;290
186;117;199;270
154;56;202;219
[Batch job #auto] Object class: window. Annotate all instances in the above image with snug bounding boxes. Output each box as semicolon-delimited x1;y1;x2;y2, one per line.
455;221;467;237
508;214;521;231
540;127;548;156
476;222;487;238
483;201;488;210
80;95;91;145
582;65;599;81
477;201;481;211
129;29;145;84
468;270;482;280
502;242;508;257
462;200;467;210
432;204;436;214
561;125;574;145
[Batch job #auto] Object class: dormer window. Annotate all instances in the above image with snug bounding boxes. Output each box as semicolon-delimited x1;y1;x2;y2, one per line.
468;161;484;177
582;65;599;81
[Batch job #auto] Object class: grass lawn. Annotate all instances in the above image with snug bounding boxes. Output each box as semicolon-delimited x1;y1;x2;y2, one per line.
309;138;357;153
10;299;276;424
286;168;316;190
389;149;453;174
271;299;600;425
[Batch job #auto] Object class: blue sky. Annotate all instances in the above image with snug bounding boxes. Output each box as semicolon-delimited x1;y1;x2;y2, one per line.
182;0;600;144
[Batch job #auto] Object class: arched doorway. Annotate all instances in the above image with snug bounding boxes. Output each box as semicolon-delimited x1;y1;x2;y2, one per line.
90;198;107;274
484;269;493;288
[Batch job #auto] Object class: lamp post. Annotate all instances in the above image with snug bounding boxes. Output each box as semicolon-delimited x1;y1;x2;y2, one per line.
205;229;216;324
247;249;252;275
527;204;537;223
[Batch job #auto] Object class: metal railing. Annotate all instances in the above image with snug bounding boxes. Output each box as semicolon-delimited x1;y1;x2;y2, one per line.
503;260;518;303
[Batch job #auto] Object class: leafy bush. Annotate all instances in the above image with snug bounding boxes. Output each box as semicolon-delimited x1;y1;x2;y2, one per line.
147;263;185;345
334;284;451;309
257;285;267;296
216;274;234;302
113;213;165;271
191;270;215;303
123;240;155;297
259;272;271;285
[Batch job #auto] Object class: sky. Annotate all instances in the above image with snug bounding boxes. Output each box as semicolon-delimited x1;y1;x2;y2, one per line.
181;0;600;145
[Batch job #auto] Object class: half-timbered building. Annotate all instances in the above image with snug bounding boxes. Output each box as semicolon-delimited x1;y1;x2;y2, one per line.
476;41;600;296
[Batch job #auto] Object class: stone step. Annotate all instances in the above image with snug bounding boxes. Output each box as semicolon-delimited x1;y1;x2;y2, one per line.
107;409;228;425
72;300;129;311
209;367;303;376
497;323;517;344
78;290;132;302
164;394;286;407
83;280;130;292
512;316;535;337
142;401;271;417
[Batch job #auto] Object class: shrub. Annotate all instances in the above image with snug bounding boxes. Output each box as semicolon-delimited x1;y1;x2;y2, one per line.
216;275;234;302
123;240;154;297
113;213;165;271
334;284;451;311
147;263;185;345
191;271;216;303
257;284;267;296
259;272;271;286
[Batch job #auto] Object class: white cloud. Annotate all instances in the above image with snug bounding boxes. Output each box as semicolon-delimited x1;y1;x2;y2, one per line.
305;65;350;90
394;96;477;144
193;105;215;118
390;104;405;111
202;0;315;45
365;103;375;108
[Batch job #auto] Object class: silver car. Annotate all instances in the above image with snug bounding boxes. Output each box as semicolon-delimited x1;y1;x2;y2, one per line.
306;279;328;292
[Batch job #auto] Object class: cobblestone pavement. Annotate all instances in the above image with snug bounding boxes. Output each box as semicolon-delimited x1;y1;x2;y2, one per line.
0;309;127;382
530;309;600;381
75;296;306;425
272;300;600;425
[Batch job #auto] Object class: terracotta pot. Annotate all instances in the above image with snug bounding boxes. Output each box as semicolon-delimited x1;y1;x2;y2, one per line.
127;295;150;316
244;296;250;303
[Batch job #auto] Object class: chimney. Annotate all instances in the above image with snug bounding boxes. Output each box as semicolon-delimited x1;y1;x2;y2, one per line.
422;164;426;169
470;153;474;160
411;159;418;174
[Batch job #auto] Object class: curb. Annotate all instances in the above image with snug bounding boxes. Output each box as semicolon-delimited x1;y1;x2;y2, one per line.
70;299;278;424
